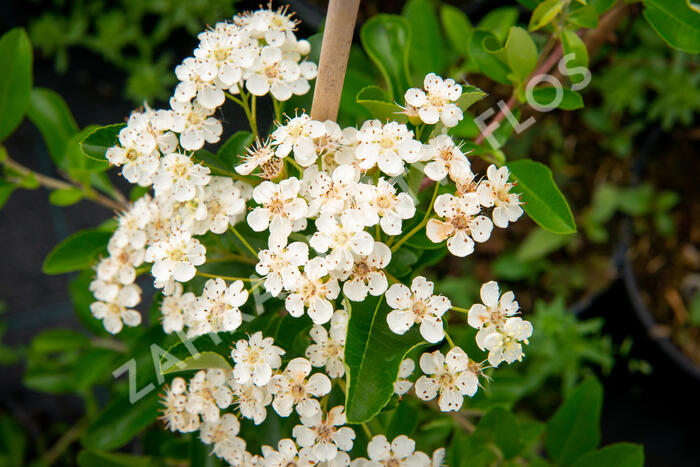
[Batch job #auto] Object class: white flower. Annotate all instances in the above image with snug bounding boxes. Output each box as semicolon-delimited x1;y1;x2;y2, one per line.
404;73;463;127
248;178;308;242
191;278;248;335
112;195;156;250
198;177;247;234
304;164;358;218
467;281;519;329
305;322;346;379
230;380;272;425
106;126;161;186
421;135;473;185
245;46;307;101
236;138;282;178
269;357;332;417
174;56;224;109
89;282;142;334
161;377;200;433
152;152;211;201
186;369;233;422
293;406;355;461
310;213;374;273
285;257;340;325
231;331;285;387
271;114;326;167
96;240;144;285
366;434;431;466
476;165;524;228
200;413;242;461
342;241;391;302
145;230;206;283
256;237;309;297
415;347;480;412
194;23;256;88
355;120;422;176
261;438;317;467
393;358;415;396
386;276;450;344
170;99;223;151
426;193;493;257
160;282;197;334
357;178;415;235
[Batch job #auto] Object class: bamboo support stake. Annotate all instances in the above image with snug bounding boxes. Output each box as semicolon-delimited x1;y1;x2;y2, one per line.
310;0;361;122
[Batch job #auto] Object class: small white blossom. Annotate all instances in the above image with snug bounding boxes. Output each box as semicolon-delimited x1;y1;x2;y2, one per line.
386;276;450;344
358;178;415;235
245;46;309;101
393;358;415;396
261;438;317;467
366;434;431;466
305;320;347;379
190;278;248;335
89;281;142;334
152;152;211;201
355;120;422;176
421;135;473;185
269;357;332;417
248;178;308;242
415;347;480;412
236;138;281;178
145;230;206;283
170;99;223;151
272;114;326;167
404;73;463;127
160;282;196;334
230;379;272;425
293;406;356;462
426;193;493;257
200;413;242;461
342;241;391;302
231;331;285;386
256;237;309;297
476;165;524;228
286;257;340;325
310;213;374;273
186;369;233;422
161;377;200;433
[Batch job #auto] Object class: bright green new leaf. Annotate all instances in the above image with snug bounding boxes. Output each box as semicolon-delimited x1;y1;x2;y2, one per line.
344;295;426;423
403;0;447;78
218;130;254;170
571;443;644;467
560;30;589;85
507;159;576;234
49;187;84;206
77;450;152;467
529;0;565;31
360;15;412;99
0;28;32;142
642;0;700;53
82;390;161;451
568;5;599;28
478;7;519;42
456;85;487;111
26;88;79;169
505;27;538;83
356;85;406;122
42;229;112;274
529;87;584;110
80;123;126;161
516;227;574;262
469;31;511;84
440;4;472;57
546;378;603;465
161;332;237;375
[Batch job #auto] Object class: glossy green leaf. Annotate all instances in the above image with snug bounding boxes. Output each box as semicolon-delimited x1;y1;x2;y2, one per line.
218;130;254;170
26;88;79;169
529;87;584;110
456;85;487;111
82;389;161;450
469;31;511;84
42;229;112;274
546;378;603;465
560;30;589;85
161;332;235;375
344;295;427;423
505;27;538;83
642;0;700;53
440;5;472;57
507;159;576;234
360;14;412;99
49;187;84;206
568;5;599;28
0;28;32;142
77;450;152;467
356;85;406;122
473;407;522;459
478;7;519;42
403;0;447;78
529;0;565;31
80;123;125;161
571;443;644;467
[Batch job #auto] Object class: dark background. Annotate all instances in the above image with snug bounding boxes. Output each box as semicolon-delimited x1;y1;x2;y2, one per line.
1;1;698;465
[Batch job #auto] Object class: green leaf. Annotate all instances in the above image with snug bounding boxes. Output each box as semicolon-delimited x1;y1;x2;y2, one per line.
403;0;447;78
0;28;32;142
30;329;90;354
642;0;700;53
546;378;603;465
478;7;519;42
440;5;472;57
456;85;487;111
568;5;599;28
473;407;522;459
360;14;412;99
218;130;254;170
0;414;26;467
82;390;161;451
529;87;584;110
26;88;79;169
560;30;589;84
469;31;511;84
0;180;16;210
516;227;573;262
42;229;112;274
590;0;617;14
505;27;538;83
77;450;152;467
529;0;565;31
161;332;234;375
80;123;125;162
571;443;644;467
49;187;84;206
344;295;427;423
507;159;576;234
356;85;406;122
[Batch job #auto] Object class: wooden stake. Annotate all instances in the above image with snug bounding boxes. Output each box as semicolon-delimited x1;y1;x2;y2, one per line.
310;0;361;122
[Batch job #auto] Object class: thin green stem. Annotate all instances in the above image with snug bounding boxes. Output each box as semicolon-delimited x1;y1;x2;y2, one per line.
228;89;258;138
451;306;470;313
445;331;456;349
361;423;373;439
206;254;258;266
229;225;259;258
251;95;258;137
391;181;439;253
272;98;284;122
195;271;257;282
287;157;303;175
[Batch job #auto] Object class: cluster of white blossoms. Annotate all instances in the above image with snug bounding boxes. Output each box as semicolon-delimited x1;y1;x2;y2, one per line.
87;4;535;464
